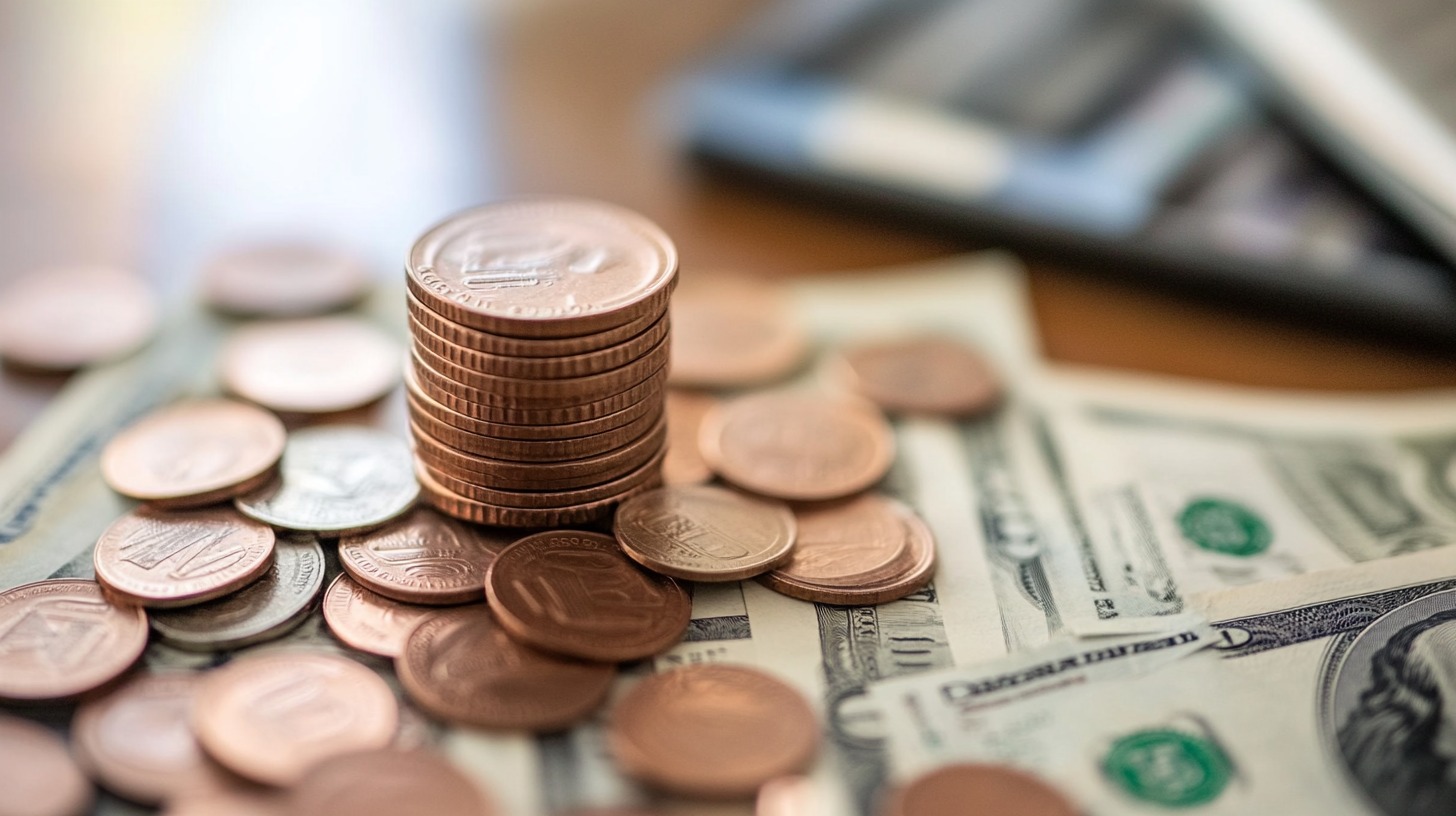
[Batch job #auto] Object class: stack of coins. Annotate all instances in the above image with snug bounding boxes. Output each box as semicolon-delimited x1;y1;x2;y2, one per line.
403;199;677;527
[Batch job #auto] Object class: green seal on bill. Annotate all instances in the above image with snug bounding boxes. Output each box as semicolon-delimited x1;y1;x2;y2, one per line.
1176;498;1271;557
1102;728;1232;807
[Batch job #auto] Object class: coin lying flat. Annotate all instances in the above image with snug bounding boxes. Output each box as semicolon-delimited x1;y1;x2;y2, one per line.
101;399;286;508
413;332;669;400
410;310;669;379
614;486;797;582
221;317;401;414
701;392;895;501
879;764;1078;816
321;575;441;658
668;276;807;388
397;606;616;732
285;749;495;816
410;417;666;489
192;651;398;787
92;507;275;608
409;393;662;463
0;579;148;702
406;289;665;358
235;426;418;534
485;531;690;662
608;664;819;798
337;506;512;605
0;715;93;816
662;390;715;486
0;266;157;371
201;242;373;318
838;335;1001;418
415;463;658;528
418;448;665;509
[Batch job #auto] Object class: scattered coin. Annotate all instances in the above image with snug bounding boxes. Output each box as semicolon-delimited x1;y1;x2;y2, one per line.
485;531;690;662
0;266;157;371
192;651;398;787
200;242;373;318
321;575;442;658
879;764;1079;816
220;317;401;414
397;605;616;732
0;714;93;816
0;579;148;702
92;507;275;608
662;390;715;486
838;335;1001;418
285;749;495;816
101;399;286;508
608;664;819;798
614;486;797;582
700;391;894;501
337;506;511;605
235;426;419;534
668;276;807;388
148;536;326;651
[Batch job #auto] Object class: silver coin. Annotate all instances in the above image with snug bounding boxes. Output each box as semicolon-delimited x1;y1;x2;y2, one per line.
148;535;326;651
234;426;419;534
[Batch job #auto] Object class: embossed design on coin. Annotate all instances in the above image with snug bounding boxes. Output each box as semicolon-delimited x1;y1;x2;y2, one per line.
838;335;1001;418
608;664;819;798
397;606;615;732
0;714;94;816
882;764;1079;816
285;749;495;816
759;496;936;606
0;266;156;371
221;317;401;414
485;531;690;662
93;507;275;608
663;390;715;486
668;276;807;388
0;579;148;702
201;242;373;317
192;651;398;786
235;426;418;534
614;486;797;582
338;507;510;605
322;574;440;658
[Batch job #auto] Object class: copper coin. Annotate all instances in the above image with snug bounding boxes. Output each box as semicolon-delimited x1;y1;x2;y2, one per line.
192;651;398;787
406;289;663;358
397;605;616;732
768;494;914;589
408;392;661;463
663;390;715;486
0;579;148;702
407;198;678;337
880;764;1078;816
161;787;287;816
71;672;226;804
411;417;666;489
838;336;1001;418
759;508;936;607
201;242;373;317
0;266;157;371
0;715;93;816
418;448;666;509
411;355;668;426
337;506;512;605
412;335;669;403
410;310;669;380
221;317;401;414
322;575;442;657
101;399;286;508
701;392;894;501
614;486;796;582
416;463;658;528
93;507;275;608
608;665;819;798
668;277;807;388
485;531;690;662
285;749;494;816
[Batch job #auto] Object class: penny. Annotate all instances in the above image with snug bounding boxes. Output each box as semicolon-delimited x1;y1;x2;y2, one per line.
662;390;715;486
880;764;1079;816
485;531;690;662
668;277;807;388
407;199;678;337
0;715;93;816
0;266;156;371
101;399;286;508
406;289;663;358
418;448;666;508
397;605;616;732
413;329;669;399
92;507;275;608
759;507;935;607
408;392;661;463
201;242;373;317
235;426;419;534
608;665;818;798
614;486;796;582
416;463;659;527
410;350;668;423
337;506;512;605
410;310;669;379
701;392;894;501
221;317;401;414
321;574;441;657
71;672;226;804
0;579;148;702
285;749;494;816
411;418;666;489
769;494;914;589
161;787;287;816
192;651;398;786
148;535;326;651
838;336;1001;418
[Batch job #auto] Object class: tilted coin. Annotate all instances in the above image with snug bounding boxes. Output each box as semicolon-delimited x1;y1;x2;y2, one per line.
415;463;659;528
759;503;935;607
613;486;797;582
406;289;664;358
92;507;275;608
0;714;93;816
485;531;690;662
397;606;616;732
337;506;512;605
148;536;326;651
410;309;669;379
662;390;715;486
701;391;895;501
0;579;148;702
101;399;286;508
879;764;1079;816
221;317;401;414
284;749;495;816
838;335;1001;418
608;664;819;798
668;276;807;388
201;242;373;318
408;392;662;462
0;266;156;371
192;651;398;786
235;426;418;534
412;332;669;400
321;574;442;658
766;494;914;588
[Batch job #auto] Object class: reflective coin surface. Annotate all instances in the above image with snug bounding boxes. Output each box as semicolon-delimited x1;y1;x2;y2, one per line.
92;507;275;608
0;714;93;816
0;266;156;371
768;494;914;588
759;501;936;606
0;579;148;702
321;574;441;658
337;507;511;605
201;242;373;318
285;749;494;816
221;317;401;414
839;335;1001;418
614;486;797;582
880;764;1079;816
668;276;807;388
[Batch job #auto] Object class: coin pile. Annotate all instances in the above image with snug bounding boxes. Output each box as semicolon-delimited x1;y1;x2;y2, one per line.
403;199;677;527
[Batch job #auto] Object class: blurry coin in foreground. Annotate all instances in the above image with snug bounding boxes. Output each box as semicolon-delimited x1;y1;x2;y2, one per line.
879;764;1078;816
614;486;796;582
337;506;510;605
92;507;275;608
0;579;147;702
0;714;93;816
285;749;494;816
0;266;156;371
837;335;1001;418
220;317;400;414
201;242;373;318
322;574;440;658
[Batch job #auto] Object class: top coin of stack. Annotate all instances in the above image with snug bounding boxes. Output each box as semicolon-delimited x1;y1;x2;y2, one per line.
404;198;677;527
